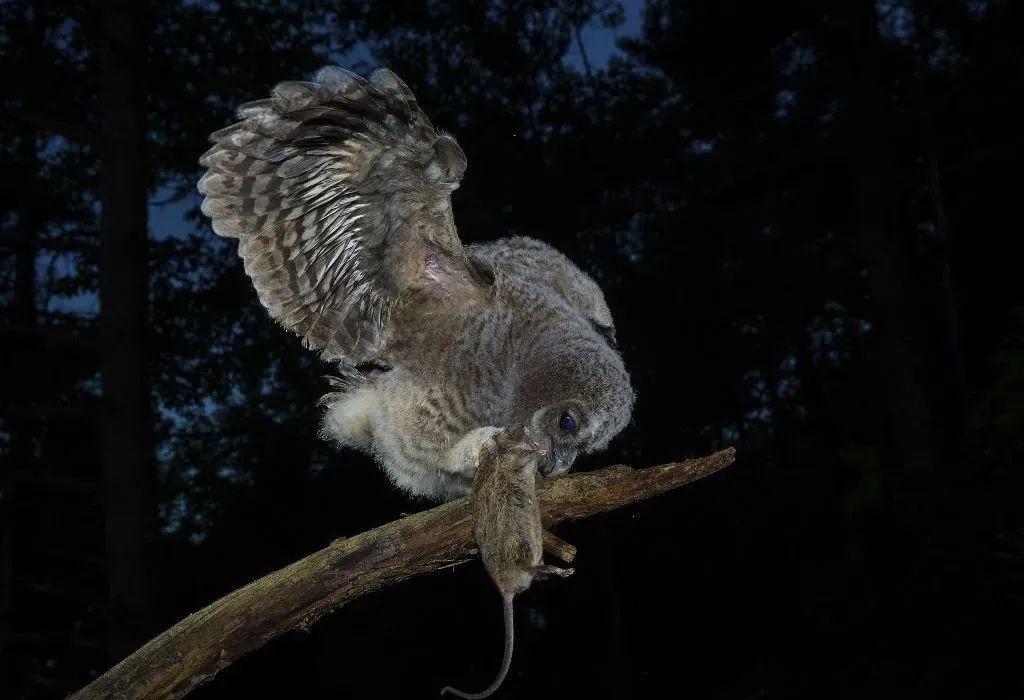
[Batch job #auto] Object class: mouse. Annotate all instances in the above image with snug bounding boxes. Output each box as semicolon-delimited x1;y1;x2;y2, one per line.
441;425;573;699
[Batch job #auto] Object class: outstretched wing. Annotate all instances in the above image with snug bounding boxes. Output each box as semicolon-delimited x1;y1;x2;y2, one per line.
198;66;486;362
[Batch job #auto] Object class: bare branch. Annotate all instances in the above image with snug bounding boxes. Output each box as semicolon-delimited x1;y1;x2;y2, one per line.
70;448;735;699
542;529;577;563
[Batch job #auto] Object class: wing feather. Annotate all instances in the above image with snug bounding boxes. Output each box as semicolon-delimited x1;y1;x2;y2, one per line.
198;66;483;361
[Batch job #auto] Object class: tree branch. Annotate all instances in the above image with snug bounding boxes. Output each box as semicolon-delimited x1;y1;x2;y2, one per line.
71;448;735;699
542;529;577;563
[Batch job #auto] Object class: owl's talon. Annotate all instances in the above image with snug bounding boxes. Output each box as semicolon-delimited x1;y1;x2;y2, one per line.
204;68;634;504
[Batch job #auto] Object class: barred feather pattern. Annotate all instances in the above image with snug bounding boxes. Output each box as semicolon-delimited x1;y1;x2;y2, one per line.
328;238;635;499
198;66;476;362
201;67;635;501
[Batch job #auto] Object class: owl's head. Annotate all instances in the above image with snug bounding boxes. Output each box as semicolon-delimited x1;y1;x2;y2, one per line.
520;332;635;477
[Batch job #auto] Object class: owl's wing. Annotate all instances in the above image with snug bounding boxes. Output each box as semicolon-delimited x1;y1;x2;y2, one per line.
199;66;486;362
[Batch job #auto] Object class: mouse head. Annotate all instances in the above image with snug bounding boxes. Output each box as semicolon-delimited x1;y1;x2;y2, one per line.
481;425;546;476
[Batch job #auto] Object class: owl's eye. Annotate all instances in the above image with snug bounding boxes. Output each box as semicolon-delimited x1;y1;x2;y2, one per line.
558;412;577;432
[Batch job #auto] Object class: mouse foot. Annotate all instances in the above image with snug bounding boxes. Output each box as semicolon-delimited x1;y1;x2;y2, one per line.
532;564;574;580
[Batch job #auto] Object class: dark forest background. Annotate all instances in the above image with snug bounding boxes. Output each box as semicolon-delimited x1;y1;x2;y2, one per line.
2;0;1022;697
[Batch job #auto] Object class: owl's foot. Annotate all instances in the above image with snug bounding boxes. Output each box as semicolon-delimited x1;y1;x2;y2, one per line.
441;426;504;494
444;424;547;498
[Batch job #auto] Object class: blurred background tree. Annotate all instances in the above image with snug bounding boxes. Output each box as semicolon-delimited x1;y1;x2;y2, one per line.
1;0;1021;697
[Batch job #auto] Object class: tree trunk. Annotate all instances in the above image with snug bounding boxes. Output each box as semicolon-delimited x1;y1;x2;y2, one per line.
839;0;936;467
2;10;45;689
911;0;969;452
97;0;157;660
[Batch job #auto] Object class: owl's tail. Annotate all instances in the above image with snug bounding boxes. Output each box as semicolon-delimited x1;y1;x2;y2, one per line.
319;363;381;451
320;363;367;401
319;365;367;423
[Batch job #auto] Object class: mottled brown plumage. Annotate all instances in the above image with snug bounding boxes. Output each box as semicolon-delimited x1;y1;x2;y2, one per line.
199;67;634;500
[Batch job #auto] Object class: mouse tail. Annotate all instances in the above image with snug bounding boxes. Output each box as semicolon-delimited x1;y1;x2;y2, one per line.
440;596;514;699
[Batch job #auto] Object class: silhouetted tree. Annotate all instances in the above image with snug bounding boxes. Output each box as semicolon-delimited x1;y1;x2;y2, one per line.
2;1;1022;697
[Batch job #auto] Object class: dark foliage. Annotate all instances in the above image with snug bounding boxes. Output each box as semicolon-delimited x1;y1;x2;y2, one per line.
1;0;1021;697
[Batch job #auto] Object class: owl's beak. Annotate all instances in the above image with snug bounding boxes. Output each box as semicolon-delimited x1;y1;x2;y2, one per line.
538;444;577;477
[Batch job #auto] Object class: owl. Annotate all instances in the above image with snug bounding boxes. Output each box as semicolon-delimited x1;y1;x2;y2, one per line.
198;67;634;500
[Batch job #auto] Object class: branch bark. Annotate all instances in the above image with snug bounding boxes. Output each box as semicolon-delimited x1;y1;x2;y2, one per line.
71;448;735;699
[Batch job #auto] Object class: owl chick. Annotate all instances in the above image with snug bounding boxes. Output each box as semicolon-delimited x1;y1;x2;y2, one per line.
198;66;634;500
